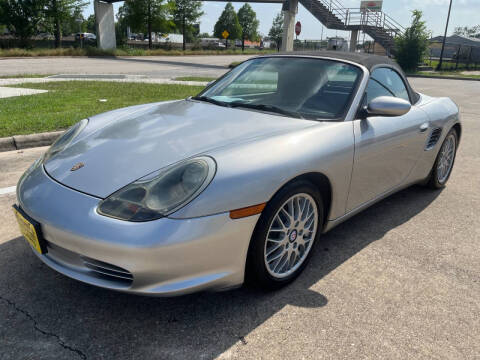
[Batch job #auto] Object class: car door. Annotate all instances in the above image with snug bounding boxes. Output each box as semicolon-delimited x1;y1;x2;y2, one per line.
347;67;429;212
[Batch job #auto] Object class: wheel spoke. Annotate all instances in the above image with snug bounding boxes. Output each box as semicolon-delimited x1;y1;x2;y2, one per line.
268;249;285;263
266;243;283;256
300;197;308;220
287;199;294;219
274;253;288;272
277;210;290;229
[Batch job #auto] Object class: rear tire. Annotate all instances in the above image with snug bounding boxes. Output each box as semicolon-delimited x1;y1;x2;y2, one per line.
246;180;323;290
427;129;458;189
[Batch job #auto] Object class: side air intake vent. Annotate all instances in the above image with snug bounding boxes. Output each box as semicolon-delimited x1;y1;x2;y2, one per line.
426;128;442;150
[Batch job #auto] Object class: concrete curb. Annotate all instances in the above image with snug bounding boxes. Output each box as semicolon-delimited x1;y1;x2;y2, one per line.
0;131;63;152
407;74;480;82
0;137;15;152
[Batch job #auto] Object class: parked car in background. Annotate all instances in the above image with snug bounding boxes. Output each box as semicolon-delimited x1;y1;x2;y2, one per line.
75;33;96;45
200;37;226;48
37;32;54;40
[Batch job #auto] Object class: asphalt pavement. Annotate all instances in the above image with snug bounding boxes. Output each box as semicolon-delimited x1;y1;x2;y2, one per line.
0;55;253;78
0;77;479;359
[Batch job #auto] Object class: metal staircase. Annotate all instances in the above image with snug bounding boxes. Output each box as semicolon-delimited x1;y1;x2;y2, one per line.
299;0;404;54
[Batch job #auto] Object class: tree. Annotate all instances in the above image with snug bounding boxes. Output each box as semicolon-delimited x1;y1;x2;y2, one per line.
62;5;86;36
0;0;45;47
42;0;87;48
171;0;203;51
237;3;259;52
268;12;283;51
213;2;241;47
394;10;430;72
119;0;173;49
453;25;480;38
84;14;95;34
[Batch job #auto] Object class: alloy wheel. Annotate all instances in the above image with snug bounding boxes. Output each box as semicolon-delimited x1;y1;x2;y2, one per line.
264;193;318;279
437;133;456;184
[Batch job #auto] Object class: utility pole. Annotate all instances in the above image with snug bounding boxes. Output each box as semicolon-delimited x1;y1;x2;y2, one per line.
437;0;453;71
182;12;186;51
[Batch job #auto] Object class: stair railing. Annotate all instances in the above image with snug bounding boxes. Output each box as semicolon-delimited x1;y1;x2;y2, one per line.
311;0;405;37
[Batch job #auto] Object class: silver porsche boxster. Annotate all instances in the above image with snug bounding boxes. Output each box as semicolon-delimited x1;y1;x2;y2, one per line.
14;52;461;296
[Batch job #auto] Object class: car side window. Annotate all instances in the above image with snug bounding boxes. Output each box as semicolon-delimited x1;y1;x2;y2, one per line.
367;67;410;103
366;78;393;103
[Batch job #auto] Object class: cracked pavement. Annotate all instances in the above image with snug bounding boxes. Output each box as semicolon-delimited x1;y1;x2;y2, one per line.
0;77;479;359
0;296;86;360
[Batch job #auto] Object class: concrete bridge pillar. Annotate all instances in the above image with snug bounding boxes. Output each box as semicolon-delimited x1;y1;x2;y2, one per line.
349;29;359;52
95;0;116;50
281;0;298;52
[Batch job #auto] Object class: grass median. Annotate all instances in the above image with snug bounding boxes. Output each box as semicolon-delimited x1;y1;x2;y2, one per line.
0;47;273;58
174;76;217;82
412;71;480;80
0;81;204;138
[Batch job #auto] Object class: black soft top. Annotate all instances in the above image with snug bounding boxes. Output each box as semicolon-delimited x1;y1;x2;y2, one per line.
262;51;420;103
269;50;399;71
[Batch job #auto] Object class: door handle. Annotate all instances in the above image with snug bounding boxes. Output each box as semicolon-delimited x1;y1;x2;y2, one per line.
419;123;429;133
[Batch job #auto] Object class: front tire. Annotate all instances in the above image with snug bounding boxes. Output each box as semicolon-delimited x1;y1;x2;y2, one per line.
246;180;323;289
428;129;458;189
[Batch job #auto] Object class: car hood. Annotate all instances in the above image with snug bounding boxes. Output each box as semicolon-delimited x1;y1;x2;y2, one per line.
44;99;314;198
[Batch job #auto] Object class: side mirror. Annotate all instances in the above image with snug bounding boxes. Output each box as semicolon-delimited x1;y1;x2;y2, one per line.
366;96;411;117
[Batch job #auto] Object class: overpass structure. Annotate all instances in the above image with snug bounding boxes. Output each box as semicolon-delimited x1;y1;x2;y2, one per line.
94;0;120;50
94;0;404;54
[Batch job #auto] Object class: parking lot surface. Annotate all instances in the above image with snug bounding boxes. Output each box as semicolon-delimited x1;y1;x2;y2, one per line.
0;77;479;359
0;55;253;79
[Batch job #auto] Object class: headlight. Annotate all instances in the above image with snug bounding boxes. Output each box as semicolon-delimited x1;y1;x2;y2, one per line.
97;156;216;222
43;119;88;162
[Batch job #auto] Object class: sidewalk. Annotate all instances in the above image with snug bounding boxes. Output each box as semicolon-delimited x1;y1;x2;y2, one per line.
0;87;48;98
0;75;209;87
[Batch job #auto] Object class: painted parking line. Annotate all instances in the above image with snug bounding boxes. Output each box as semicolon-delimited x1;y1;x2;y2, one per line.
0;186;16;196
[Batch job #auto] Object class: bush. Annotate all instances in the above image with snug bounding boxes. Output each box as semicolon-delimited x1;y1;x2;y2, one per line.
395;10;430;72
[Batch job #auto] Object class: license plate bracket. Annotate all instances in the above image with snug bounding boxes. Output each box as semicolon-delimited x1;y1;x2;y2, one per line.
12;205;47;255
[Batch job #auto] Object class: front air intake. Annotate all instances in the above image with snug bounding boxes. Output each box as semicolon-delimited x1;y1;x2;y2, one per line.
426;128;442;150
81;256;133;284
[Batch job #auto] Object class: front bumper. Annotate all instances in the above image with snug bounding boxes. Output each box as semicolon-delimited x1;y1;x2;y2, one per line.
17;163;259;296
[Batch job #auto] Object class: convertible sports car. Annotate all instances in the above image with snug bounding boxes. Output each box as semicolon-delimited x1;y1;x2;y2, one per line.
14;52;461;296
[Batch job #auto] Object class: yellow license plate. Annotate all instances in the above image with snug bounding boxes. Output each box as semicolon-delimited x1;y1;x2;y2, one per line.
12;206;45;254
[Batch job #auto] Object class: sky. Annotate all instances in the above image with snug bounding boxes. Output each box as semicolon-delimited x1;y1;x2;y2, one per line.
85;0;480;40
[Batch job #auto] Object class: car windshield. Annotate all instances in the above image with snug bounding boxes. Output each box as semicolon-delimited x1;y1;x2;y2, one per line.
194;57;362;120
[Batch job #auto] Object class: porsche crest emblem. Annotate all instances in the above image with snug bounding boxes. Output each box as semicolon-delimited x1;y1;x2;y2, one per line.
71;162;85;171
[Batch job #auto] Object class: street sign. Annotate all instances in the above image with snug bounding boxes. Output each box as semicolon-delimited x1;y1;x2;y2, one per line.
360;1;383;12
295;21;301;36
222;30;229;39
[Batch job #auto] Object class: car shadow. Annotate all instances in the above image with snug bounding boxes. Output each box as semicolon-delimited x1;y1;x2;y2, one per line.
0;185;441;359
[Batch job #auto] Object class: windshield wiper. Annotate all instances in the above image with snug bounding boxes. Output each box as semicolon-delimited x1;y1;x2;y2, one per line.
228;102;304;119
192;96;229;107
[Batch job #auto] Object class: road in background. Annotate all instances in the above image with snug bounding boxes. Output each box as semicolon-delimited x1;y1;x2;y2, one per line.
0;55;254;78
0;78;479;359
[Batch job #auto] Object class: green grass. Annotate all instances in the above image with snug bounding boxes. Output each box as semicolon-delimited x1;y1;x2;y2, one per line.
174;76;217;82
229;61;242;68
0;74;52;79
426;59;480;71
0;81;204;137
412;71;480;79
0;47;274;58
